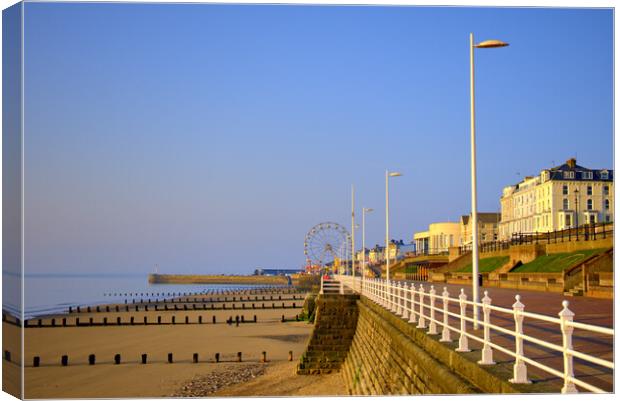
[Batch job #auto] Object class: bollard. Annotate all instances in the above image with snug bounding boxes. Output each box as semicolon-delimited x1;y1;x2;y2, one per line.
61;355;69;366
103;317;108;326
478;291;494;365
51;318;56;327
126;306;129;312
89;317;94;326
158;316;162;324
199;316;203;324
141;354;147;364
241;315;245;323
106;306;110;312
212;316;216;324
440;287;451;342
237;352;242;362
114;354;121;365
69;307;73;313
559;300;578;393
172;316;176;325
235;316;239;326
89;354;95;365
185;316;189;324
215;353;220;363
456;289;470;352
77;306;81;313
144;316;148;325
509;295;530;384
87;306;91;313
116;306;119;312
168;353;173;363
281;315;285;322
33;356;40;367
252;303;255;309
288;351;293;361
117;317;122;325
4;351;10;362
193;353;199;363
76;318;80;326
261;351;267;363
145;305;148;312
130;317;135;325
254;315;257;323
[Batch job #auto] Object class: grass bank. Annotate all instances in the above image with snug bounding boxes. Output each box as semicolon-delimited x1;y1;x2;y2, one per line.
457;256;510;273
511;248;606;273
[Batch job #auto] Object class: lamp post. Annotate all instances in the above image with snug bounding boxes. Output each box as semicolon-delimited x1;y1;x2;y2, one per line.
385;170;402;281
362;208;373;283
574;189;580;239
470;33;509;329
351;184;355;277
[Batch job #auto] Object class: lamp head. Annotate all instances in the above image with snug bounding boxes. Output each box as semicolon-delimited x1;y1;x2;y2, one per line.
364;208;374;213
388;172;403;177
474;39;509;49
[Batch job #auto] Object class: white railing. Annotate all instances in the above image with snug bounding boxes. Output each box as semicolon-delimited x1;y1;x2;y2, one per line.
333;274;613;394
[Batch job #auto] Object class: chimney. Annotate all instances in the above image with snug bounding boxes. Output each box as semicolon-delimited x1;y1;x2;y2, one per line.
567;158;577;168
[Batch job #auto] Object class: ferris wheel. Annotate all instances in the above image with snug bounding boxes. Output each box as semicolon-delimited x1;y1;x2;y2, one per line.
304;222;351;270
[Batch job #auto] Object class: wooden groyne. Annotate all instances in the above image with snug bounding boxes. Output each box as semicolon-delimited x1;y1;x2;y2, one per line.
147;274;289;285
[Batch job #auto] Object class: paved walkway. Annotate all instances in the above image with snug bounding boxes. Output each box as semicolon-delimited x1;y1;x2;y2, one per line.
370;280;613;393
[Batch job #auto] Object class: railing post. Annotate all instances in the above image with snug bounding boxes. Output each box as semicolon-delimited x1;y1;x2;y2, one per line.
402;282;409;320
395;282;403;315
456;289;470;352
339;281;344;295
559;300;578;393
383;279;388;308
408;283;417;323
509;295;530;384
440;287;451;342
417;284;426;329
478;291;494;365
391;281;398;312
428;285;438;335
320;276;324;295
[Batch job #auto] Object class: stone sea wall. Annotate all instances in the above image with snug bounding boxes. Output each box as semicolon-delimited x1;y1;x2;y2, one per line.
340;297;532;395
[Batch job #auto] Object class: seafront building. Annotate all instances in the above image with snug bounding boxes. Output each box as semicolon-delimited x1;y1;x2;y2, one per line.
498;158;614;240
413;222;461;255
459;213;501;245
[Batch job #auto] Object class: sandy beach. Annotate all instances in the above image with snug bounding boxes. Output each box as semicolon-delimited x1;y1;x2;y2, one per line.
3;288;346;398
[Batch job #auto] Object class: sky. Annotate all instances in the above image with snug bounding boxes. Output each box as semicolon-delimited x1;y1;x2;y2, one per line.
22;2;613;275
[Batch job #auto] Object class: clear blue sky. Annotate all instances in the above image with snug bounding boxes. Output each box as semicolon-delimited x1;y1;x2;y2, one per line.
23;3;613;275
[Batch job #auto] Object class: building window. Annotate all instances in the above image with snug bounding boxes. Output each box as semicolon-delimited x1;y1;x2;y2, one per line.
605;199;610;210
563;185;568;195
582;171;593;180
606;215;611;222
587;199;593;210
563;198;569;210
587;186;592;196
604;185;609;195
563;171;575;179
565;214;571;227
601;171;609;179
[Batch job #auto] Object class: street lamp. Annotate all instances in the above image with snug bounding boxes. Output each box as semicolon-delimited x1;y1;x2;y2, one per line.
470;33;509;329
362;208;374;283
385;170;402;281
351;184;355;277
574;188;580;237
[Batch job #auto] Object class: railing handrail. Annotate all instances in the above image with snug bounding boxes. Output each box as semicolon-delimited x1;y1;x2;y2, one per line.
333;274;613;394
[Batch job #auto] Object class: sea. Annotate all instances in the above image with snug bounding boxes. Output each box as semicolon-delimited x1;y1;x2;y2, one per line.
2;272;272;319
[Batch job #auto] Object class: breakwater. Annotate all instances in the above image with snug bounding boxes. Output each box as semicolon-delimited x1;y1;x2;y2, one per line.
148;274;289;285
